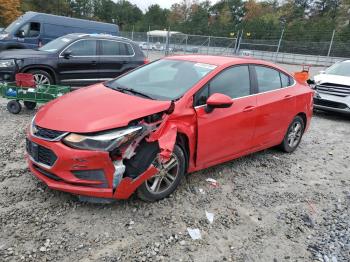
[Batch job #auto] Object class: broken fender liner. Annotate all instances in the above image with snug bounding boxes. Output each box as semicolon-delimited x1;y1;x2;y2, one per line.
147;115;178;162
114;165;158;199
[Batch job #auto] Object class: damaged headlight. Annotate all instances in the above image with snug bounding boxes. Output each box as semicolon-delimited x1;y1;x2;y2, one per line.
0;59;15;68
63;126;143;151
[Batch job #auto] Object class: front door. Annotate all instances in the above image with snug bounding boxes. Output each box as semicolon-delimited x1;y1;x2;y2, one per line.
57;39;99;86
16;22;41;49
194;65;257;168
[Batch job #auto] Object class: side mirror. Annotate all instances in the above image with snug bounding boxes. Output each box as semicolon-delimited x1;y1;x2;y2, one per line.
205;93;233;113
306;79;315;85
17;30;25;38
63;51;72;59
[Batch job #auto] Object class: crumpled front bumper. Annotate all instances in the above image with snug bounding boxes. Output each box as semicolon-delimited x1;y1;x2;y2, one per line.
26;133;158;199
314;92;350;115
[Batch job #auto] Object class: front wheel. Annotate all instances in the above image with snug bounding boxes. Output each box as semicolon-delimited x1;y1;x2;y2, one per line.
27;69;53;85
280;116;305;153
137;145;185;202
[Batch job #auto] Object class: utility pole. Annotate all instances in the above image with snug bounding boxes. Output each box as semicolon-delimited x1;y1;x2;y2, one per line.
327;29;335;57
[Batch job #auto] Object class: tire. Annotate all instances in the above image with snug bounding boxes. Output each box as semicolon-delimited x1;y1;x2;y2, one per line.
24;101;37;110
280;116;305;153
7;100;22;114
136;144;186;202
27;69;54;85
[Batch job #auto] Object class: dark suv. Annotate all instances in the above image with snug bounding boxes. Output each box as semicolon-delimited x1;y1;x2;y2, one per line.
0;34;147;86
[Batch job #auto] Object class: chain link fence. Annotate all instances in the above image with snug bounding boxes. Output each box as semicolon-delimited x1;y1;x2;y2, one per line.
121;29;350;66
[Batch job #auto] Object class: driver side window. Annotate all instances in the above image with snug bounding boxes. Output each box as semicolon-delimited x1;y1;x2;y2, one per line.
194;65;251;106
17;22;41;38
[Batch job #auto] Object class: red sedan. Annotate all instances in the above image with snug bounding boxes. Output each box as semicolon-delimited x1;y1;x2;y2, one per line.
26;55;313;201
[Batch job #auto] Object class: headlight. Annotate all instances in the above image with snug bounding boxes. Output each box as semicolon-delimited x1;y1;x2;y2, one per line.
0;59;15;68
63;126;143;151
0;33;10;40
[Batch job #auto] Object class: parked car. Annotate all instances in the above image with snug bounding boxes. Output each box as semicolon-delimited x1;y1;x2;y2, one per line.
139;42;154;50
0;12;118;51
26;55;313;202
0;33;147;86
312;60;350;115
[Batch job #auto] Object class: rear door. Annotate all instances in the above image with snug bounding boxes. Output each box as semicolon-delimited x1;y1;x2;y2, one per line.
57;39;99;86
195;65;257;168
98;39;135;81
252;65;296;148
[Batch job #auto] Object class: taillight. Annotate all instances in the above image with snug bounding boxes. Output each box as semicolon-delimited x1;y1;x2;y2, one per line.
143;58;150;64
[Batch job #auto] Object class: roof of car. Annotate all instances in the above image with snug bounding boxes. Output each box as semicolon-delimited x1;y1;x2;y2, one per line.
67;33;132;42
165;55;291;74
166;55;267;65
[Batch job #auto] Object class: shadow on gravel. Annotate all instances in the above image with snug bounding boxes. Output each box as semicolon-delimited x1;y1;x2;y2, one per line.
313;110;350;122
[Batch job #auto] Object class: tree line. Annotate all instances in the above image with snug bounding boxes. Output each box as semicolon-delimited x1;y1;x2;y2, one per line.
1;0;350;42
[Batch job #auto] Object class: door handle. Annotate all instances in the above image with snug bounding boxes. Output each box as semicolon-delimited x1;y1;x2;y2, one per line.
243;106;255;112
284;95;293;100
91;61;97;66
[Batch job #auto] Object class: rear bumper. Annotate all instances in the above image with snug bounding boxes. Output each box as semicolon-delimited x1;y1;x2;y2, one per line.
26;133;158;199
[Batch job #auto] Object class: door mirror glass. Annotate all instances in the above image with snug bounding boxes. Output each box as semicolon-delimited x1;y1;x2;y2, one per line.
63;51;72;59
205;93;233;113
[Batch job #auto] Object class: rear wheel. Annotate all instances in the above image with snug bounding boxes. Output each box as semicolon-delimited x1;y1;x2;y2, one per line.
24;101;37;110
137;145;185;202
280;116;305;153
7;100;22;114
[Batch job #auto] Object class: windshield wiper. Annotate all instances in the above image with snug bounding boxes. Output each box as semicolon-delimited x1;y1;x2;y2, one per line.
107;84;154;100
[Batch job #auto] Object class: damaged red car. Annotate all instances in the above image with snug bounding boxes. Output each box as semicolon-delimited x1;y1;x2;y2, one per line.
26;55;313;202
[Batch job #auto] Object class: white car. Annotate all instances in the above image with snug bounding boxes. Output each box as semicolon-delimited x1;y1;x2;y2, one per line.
313;60;350;115
139;42;154;50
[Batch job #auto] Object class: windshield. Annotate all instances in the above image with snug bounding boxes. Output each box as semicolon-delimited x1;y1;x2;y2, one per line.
3;20;21;34
105;59;217;100
38;36;76;53
326;61;350;77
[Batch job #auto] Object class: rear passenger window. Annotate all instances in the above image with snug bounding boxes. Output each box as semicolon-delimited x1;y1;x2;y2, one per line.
280;73;291;87
67;40;97;56
209;66;251;99
101;40;134;56
255;66;282;92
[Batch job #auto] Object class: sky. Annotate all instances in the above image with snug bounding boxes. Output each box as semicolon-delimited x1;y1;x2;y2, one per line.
127;0;181;11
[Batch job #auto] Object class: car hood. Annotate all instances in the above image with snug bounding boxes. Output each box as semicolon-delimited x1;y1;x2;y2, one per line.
314;74;350;86
35;84;171;133
0;49;52;59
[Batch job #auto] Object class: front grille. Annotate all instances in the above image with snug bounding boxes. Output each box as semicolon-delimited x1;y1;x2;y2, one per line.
316;83;350;97
27;139;58;167
34;125;66;140
314;98;348;109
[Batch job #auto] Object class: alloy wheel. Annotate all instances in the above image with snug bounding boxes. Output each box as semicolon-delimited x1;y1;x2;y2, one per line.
146;153;180;194
287;122;302;148
33;74;50;85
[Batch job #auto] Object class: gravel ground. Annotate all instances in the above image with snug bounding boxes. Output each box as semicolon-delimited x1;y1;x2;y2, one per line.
0;95;349;262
